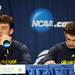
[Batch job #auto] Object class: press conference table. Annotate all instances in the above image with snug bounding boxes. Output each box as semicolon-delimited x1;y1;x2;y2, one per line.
26;64;75;75
0;64;75;75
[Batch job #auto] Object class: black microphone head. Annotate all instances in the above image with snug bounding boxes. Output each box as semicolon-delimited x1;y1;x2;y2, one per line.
3;40;10;48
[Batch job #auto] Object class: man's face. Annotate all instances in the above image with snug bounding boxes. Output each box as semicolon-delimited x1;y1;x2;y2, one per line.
0;23;13;38
65;33;75;49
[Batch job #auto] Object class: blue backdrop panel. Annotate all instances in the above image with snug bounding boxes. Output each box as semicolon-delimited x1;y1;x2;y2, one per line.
0;0;75;63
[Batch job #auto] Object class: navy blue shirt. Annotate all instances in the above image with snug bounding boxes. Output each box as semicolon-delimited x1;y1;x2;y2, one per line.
39;42;75;64
0;40;32;64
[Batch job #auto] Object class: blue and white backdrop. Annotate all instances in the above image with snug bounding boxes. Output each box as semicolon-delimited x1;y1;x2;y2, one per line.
0;0;75;63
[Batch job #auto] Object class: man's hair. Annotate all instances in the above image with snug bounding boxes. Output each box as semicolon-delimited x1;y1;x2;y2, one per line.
0;14;14;28
64;22;75;35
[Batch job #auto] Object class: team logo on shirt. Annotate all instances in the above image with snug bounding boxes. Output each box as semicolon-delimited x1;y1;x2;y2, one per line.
0;60;17;64
61;60;75;64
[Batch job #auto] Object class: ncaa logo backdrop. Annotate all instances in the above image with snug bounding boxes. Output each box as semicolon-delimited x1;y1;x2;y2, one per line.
0;0;75;63
31;8;53;32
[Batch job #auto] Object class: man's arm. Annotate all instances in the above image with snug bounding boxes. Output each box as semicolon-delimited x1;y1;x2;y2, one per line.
38;46;57;64
13;40;32;64
19;44;32;64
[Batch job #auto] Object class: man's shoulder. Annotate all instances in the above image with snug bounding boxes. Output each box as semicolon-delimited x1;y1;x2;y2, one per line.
50;42;66;51
56;42;66;47
12;39;28;51
12;40;23;45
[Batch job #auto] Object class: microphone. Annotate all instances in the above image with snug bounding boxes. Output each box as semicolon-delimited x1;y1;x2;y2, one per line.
3;40;11;55
3;40;10;48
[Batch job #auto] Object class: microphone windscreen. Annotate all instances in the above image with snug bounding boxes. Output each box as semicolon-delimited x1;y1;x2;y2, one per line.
3;40;10;48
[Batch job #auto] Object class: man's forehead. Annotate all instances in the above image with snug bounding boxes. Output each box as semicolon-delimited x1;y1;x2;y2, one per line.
0;23;9;26
66;34;75;39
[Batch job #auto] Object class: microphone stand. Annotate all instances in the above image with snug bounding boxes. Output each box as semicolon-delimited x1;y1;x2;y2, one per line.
4;48;9;60
3;40;10;64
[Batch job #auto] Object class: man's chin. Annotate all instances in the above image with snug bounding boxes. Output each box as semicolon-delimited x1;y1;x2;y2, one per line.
69;46;75;49
67;44;75;49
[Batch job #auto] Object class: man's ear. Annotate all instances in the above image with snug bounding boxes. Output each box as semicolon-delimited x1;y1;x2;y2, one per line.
64;32;67;39
10;29;14;35
64;31;66;36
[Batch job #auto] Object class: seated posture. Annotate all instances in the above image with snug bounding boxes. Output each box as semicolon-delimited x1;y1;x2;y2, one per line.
39;22;75;64
0;14;32;64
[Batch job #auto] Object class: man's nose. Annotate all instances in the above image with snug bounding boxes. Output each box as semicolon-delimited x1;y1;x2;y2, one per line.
0;30;2;33
70;41;73;45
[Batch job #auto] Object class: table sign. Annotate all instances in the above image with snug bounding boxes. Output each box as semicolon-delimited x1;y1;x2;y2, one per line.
0;64;25;74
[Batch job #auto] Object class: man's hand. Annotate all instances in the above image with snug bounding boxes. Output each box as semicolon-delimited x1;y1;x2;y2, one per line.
0;34;12;45
44;60;56;65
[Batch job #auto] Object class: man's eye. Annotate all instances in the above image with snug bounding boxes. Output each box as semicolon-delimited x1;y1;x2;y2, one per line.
1;26;7;30
73;40;75;41
67;38;70;41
